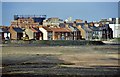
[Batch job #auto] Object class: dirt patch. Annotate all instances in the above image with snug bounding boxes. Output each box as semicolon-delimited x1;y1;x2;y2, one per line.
2;45;120;76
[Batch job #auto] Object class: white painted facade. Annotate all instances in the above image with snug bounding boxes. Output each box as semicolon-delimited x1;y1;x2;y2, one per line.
109;18;119;24
25;29;34;39
116;18;119;24
108;18;120;38
114;24;120;38
4;33;10;40
109;24;115;37
109;24;120;38
39;27;48;40
98;31;102;40
94;24;99;27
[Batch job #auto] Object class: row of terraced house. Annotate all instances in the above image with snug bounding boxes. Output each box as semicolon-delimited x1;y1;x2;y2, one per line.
0;15;120;41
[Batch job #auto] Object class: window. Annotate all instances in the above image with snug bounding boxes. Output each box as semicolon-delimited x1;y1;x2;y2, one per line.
48;32;53;40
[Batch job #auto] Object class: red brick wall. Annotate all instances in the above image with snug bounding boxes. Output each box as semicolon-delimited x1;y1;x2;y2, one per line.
9;28;17;40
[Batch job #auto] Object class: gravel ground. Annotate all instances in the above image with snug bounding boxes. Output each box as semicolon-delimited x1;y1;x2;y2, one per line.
1;45;120;77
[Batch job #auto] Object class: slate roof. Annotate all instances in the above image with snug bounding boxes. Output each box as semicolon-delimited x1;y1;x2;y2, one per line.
82;25;92;32
33;28;41;32
76;23;84;27
98;24;109;30
104;24;109;29
60;22;92;32
31;28;41;32
2;28;10;33
66;23;73;26
59;23;65;28
68;26;75;31
68;25;79;31
84;27;92;32
13;28;23;33
89;26;100;31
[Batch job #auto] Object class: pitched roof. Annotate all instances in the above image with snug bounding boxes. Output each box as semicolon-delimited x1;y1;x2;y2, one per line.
2;28;10;33
33;28;41;32
43;26;72;32
82;25;92;32
43;26;52;31
31;28;41;32
13;28;23;33
69;26;75;31
104;24;109;29
89;26;99;31
59;23;65;28
76;23;84;26
66;23;73;26
68;25;79;31
50;27;72;32
76;23;92;32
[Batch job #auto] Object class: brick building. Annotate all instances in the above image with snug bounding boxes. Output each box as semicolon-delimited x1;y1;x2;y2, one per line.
11;15;46;28
39;26;72;40
11;18;39;28
9;27;23;40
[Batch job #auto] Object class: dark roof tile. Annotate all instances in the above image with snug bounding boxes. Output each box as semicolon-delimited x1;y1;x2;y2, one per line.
13;28;23;33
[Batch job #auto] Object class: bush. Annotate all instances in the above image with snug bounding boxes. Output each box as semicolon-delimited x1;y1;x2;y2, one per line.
3;40;105;46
